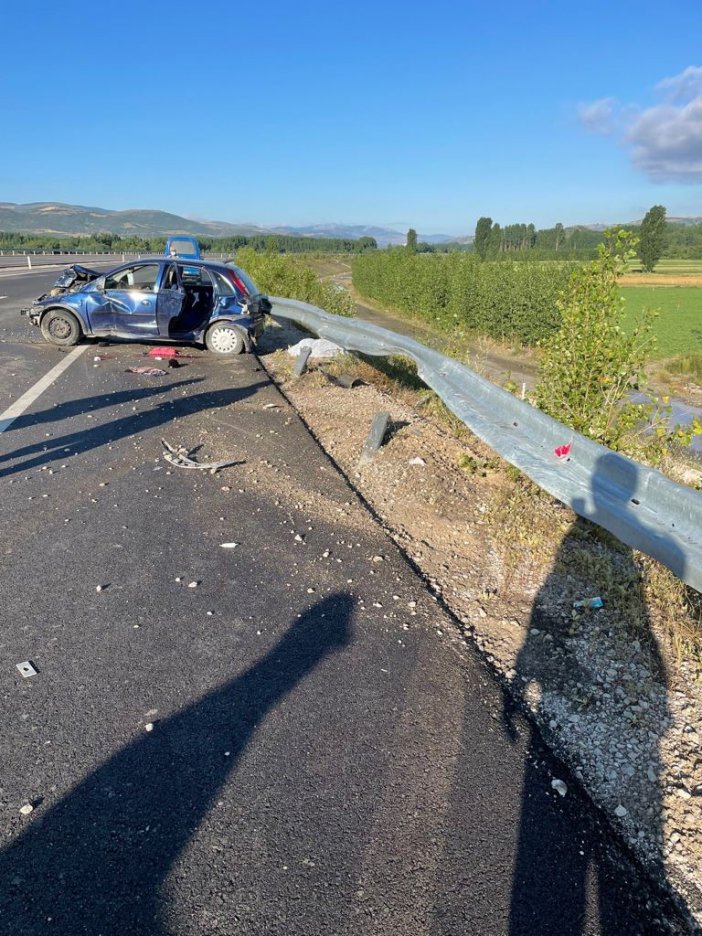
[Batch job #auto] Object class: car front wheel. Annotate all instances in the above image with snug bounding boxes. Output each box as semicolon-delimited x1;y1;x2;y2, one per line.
40;309;82;347
206;322;246;355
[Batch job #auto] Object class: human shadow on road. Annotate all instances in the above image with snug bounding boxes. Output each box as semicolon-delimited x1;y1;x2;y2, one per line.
505;452;679;935
0;593;354;935
0;379;268;479
4;380;204;434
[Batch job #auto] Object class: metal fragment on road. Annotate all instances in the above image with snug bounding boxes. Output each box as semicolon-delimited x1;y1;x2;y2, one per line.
16;662;38;678
161;439;239;474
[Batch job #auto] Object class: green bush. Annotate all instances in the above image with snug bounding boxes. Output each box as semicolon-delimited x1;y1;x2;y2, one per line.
235;248;354;317
535;229;702;458
352;250;575;345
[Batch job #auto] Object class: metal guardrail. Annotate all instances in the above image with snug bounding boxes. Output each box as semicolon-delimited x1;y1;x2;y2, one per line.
271;297;702;594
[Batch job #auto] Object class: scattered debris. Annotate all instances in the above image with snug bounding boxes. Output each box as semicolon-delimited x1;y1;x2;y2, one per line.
161;439;241;474
409;456;426;466
147;347;178;359
145;722;154;732
263;403;279;410
551;778;568;797
573;596;604;609
220;543;239;549
19;803;34;816
188;581;199;589
126;367;166;377
554;440;573;460
16;661;38;678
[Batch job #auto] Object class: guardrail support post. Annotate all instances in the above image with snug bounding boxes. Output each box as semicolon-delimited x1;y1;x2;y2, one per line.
293;346;312;377
27;256;32;269
360;411;391;464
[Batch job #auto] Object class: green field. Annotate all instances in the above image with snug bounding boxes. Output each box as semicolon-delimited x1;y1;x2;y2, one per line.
621;286;702;358
624;258;702;276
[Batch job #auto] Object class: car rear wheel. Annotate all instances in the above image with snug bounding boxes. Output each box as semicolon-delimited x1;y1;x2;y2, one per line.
206;322;246;355
40;309;82;347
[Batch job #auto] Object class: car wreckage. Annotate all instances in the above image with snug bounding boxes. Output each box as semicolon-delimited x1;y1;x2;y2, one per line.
21;258;272;354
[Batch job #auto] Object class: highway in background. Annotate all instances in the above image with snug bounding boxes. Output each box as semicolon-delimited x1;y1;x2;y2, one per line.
0;265;690;935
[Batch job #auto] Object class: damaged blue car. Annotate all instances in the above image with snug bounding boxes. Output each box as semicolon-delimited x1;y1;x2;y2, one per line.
21;257;271;355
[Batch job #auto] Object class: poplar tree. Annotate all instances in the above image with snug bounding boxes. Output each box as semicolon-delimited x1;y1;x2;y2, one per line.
639;205;666;272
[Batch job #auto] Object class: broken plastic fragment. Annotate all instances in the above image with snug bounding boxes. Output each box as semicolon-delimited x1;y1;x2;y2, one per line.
554;440;573;460
16;662;38;678
220;543;238;549
126;367;166;376
573;597;604;609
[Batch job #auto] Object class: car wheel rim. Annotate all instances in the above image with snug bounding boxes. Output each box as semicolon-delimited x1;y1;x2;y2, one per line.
211;327;239;353
49;317;71;339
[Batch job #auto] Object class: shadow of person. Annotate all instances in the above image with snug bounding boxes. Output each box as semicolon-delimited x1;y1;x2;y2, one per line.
0;378;268;479
0;594;354;935
505;452;680;935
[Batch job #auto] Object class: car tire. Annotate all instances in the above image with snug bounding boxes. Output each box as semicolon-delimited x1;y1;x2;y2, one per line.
40;309;82;346
205;322;246;355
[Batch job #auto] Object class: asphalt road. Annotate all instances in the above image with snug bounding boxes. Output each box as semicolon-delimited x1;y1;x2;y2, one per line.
0;271;690;935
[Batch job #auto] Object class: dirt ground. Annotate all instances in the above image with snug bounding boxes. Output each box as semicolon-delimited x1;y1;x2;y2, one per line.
620;275;702;286
259;318;702;930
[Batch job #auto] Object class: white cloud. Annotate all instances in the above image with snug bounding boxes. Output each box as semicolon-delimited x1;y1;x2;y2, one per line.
579;67;702;183
656;65;702;104
578;98;619;135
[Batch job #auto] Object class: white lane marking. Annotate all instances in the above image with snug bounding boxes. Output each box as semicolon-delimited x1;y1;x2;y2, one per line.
0;296;8;300
0;345;88;434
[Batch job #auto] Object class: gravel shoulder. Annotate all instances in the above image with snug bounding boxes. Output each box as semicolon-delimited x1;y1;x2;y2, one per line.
260;318;702;931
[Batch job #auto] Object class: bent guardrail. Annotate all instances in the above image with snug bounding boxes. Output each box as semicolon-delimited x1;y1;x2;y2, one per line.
270;297;702;594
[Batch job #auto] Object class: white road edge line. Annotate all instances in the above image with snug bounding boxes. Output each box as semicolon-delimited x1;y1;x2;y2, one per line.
0;346;88;434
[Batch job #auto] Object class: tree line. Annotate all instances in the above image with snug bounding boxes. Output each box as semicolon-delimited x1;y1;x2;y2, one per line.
0;231;378;255
470;206;676;268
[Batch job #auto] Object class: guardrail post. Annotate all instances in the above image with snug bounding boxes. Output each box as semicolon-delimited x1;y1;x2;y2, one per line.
360;411;391;464
293;346;312;377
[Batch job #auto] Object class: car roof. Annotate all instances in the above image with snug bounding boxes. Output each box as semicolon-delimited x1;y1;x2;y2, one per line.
131;257;232;272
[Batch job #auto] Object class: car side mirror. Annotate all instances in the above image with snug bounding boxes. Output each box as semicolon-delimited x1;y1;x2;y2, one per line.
95;276;106;291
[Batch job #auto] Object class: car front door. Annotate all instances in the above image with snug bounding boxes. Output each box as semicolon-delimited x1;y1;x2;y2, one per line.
104;263;161;337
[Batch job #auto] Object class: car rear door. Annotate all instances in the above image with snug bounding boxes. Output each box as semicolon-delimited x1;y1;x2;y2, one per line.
156;264;185;334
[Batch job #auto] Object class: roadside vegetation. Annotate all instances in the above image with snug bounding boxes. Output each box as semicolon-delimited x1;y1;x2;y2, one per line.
352;250;577;345
234;247;355;318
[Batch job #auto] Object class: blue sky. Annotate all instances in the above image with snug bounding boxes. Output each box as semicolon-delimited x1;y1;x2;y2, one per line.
2;0;702;235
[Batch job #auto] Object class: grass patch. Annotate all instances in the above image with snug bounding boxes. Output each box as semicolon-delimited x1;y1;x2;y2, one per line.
625;258;702;276
620;286;702;358
663;351;702;381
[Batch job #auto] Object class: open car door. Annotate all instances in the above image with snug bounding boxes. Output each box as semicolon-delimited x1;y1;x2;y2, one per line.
156;263;185;335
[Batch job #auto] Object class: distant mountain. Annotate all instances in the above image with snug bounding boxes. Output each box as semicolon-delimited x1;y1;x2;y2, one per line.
271;223;408;247
0;202;268;238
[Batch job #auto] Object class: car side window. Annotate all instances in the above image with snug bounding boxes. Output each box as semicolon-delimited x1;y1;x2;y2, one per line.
162;264;180;290
210;269;239;297
105;264;160;292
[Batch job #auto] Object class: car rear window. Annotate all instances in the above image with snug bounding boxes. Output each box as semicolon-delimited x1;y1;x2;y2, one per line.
169;239;198;257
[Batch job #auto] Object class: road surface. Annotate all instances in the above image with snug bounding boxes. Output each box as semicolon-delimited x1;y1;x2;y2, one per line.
0;270;689;934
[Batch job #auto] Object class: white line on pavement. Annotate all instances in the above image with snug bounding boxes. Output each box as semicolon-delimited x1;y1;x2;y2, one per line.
0;345;87;434
0;296;7;300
